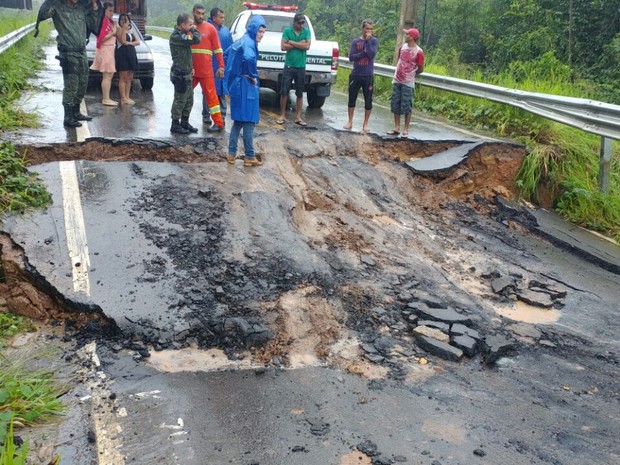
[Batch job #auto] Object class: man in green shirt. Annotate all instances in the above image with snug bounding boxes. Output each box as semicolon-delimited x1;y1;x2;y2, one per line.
276;12;311;126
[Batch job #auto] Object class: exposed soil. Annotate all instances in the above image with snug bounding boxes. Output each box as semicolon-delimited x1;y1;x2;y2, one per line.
0;233;114;334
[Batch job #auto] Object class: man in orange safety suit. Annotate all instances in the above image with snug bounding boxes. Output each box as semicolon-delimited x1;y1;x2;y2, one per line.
191;3;225;132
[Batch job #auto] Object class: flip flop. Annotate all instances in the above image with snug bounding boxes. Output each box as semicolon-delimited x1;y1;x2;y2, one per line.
295;120;307;126
387;130;400;135
400;132;409;138
276;119;285;124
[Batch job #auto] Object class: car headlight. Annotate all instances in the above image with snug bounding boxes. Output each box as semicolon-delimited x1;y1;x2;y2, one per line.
136;53;154;61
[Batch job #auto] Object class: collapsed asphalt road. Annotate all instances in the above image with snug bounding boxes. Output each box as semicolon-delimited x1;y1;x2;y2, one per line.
2;126;620;464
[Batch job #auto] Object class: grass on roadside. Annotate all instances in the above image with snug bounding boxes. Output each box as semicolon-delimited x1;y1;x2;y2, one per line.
0;8;36;37
0;313;64;464
0;418;28;465
0;349;68;446
0;142;51;216
0;314;35;347
0;19;50;131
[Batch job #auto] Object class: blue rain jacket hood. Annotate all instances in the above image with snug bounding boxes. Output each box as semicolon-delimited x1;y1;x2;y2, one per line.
225;15;266;123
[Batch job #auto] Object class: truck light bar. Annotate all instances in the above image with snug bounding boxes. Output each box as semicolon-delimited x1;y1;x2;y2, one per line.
243;2;298;12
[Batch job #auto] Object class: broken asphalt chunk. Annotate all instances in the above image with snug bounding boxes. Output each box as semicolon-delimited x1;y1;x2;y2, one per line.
413;325;450;343
411;306;472;325
451;334;479;357
417;319;450;333
415;335;463;362
491;276;515;294
450;323;481;340
529;280;568;299
356;439;379;456
483;335;516;365
412;291;445;308
515;289;554;308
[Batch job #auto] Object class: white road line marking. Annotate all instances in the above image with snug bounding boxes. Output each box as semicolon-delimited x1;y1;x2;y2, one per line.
134;390;162;398
76;100;91;142
59;160;91;295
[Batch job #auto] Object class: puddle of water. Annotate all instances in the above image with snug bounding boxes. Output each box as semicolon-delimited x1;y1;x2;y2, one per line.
495;300;560;324
147;347;255;373
421;418;466;444
341;451;372;465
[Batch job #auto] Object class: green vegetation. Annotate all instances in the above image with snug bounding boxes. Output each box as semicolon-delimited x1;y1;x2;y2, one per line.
0;20;49;132
0;419;28;465
0;142;51;216
0;314;35;345
0;353;66;461
0;8;36;36
0;311;64;464
0;313;66;459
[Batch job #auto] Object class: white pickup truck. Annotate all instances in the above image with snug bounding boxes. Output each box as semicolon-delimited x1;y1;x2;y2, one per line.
230;2;339;108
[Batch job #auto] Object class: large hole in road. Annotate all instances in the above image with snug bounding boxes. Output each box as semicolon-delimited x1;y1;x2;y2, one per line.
4;128;569;376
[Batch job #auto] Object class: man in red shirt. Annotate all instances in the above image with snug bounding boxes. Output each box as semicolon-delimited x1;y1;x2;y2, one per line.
191;3;225;132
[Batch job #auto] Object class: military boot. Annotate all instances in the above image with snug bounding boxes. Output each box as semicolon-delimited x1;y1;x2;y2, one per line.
63;105;81;128
170;120;189;134
73;104;92;121
180;118;198;133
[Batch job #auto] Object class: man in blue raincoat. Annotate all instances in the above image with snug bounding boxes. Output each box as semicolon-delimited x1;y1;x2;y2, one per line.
225;14;266;167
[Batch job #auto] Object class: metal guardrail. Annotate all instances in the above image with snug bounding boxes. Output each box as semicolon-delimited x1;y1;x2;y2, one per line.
340;58;618;192
0;22;36;55
341;58;620;142
146;25;172;33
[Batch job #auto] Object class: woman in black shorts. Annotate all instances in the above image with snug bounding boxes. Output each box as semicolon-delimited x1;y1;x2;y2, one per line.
115;13;140;105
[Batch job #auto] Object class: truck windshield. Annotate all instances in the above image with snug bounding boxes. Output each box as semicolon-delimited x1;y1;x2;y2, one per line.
263;16;296;33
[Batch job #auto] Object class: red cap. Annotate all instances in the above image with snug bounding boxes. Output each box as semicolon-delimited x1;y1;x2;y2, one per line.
403;28;420;40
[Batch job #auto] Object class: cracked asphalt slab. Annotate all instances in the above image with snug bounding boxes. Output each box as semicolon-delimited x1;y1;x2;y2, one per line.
1;126;619;464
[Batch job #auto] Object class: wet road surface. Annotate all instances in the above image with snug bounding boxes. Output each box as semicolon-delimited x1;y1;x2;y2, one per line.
7;34;488;144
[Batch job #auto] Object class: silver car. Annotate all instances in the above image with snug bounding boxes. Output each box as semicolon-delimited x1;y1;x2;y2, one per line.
86;14;154;90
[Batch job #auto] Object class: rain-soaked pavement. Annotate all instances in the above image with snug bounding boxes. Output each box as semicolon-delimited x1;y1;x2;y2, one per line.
5;34;490;144
1;33;619;465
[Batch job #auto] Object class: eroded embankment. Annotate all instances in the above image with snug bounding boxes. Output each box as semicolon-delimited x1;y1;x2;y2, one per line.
0;233;118;335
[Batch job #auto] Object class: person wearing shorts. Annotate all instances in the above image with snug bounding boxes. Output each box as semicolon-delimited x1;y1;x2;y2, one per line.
389;27;424;138
276;12;311;126
344;19;378;133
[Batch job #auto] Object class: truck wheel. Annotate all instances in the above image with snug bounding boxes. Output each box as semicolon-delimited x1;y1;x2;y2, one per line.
140;77;154;90
307;88;326;109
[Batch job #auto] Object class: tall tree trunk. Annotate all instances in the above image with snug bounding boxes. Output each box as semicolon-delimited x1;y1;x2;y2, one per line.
568;0;573;67
394;0;420;65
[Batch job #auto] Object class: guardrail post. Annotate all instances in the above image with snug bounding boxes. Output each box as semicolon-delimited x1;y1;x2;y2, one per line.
598;136;612;193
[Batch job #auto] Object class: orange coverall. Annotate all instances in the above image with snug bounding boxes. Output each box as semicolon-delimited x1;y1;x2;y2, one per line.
192;21;225;128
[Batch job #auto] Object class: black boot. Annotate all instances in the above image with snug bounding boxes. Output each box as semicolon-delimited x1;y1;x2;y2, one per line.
170;120;189;134
180;118;198;133
63;105;81;128
74;104;92;121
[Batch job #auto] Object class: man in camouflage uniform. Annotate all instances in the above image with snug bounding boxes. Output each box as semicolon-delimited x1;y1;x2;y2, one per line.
169;14;201;134
35;0;103;128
